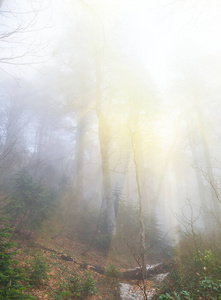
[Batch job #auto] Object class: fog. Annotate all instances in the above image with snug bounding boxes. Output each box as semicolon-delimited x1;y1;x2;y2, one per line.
1;0;221;250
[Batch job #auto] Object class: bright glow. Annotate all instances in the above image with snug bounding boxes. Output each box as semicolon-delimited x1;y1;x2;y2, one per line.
2;0;221;237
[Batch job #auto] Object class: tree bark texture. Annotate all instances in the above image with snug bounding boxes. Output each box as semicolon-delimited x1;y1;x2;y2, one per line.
95;57;116;236
129;128;147;279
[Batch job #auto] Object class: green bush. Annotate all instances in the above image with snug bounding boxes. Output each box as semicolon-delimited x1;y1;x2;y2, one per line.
104;264;122;278
56;271;97;299
82;271;98;295
0;218;35;299
27;254;50;286
159;290;193;300
157;234;221;299
3;171;56;231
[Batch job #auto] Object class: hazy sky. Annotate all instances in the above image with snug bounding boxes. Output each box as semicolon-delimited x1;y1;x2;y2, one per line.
2;0;221;91
45;0;221;97
107;0;221;90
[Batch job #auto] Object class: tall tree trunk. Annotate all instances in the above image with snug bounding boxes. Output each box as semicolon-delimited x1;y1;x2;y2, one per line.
129;128;147;279
73;105;87;202
95;57;116;236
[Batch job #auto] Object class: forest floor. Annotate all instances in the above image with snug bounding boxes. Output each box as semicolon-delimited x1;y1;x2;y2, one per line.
14;226;158;299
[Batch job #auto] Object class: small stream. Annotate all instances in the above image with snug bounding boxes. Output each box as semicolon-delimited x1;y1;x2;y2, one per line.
120;282;156;300
120;264;169;300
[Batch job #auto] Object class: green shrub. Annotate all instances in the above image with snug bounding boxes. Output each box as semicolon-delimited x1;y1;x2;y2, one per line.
27;254;50;286
159;290;193;300
105;264;122;278
82;271;98;295
199;276;221;297
56;271;97;299
157;235;221;299
3;171;56;231
0;218;35;299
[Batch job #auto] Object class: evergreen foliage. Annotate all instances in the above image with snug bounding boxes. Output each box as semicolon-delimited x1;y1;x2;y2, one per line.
27;254;50;287
3;171;55;230
0;218;35;299
55;271;97;299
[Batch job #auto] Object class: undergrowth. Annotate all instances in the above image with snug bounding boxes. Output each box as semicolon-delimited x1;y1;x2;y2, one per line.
26;254;50;287
0;217;35;299
105;264;122;278
54;271;97;299
156;232;221;300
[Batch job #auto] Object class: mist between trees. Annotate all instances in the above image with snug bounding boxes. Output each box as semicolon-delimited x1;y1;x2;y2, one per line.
1;1;221;298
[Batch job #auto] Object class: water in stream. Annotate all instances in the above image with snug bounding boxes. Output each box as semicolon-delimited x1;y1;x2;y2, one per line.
120;264;169;299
